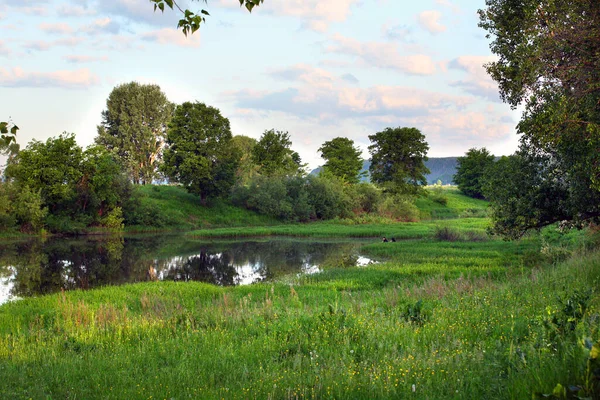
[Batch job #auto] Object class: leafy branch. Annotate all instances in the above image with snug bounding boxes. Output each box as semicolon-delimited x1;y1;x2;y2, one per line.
150;0;264;36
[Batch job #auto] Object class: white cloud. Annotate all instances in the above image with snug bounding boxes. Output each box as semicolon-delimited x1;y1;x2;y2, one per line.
448;55;501;102
64;55;109;63
57;4;96;17
417;10;446;34
326;34;438;75
24;37;84;51
141;28;201;48
0;67;100;88
216;0;359;31
80;17;121;35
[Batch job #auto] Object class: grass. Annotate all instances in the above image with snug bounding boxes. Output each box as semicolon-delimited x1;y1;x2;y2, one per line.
125;185;277;232
416;186;489;219
1;222;599;399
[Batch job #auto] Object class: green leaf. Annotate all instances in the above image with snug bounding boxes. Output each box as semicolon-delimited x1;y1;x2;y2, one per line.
552;383;566;399
245;2;254;12
591;343;600;359
164;0;174;9
158;2;164;12
10;125;18;135
201;9;210;16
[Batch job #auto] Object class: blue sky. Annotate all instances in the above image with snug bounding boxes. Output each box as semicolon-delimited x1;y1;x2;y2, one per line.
0;0;520;169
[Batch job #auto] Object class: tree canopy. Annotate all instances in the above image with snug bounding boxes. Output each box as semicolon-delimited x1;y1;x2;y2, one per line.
454;148;495;199
252;129;304;177
161;101;239;203
479;0;600;235
95;82;174;185
319;137;364;184
368;127;430;195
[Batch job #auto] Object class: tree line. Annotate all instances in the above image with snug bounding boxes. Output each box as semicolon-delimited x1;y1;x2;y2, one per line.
0;81;431;233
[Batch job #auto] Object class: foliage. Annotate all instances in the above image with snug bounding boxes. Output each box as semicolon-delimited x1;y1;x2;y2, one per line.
162;101;239;203
251;129;304;177
96;82;174;185
483;139;600;239
454;148;495;199
150;0;264;35
345;182;382;214
4;134;132;232
318;137;365;184
428;185;448;205
231;135;259;185
377;195;420;222
479;0;600;238
368;127;430;195
5;133;83;213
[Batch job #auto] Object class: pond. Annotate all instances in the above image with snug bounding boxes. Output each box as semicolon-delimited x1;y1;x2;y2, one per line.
0;235;377;305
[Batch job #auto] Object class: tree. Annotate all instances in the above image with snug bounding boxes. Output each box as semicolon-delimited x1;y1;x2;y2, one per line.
368;127;430;195
318;137;364;184
483;137;600;239
478;0;600;236
6;133;83;213
454;148;495;199
479;0;600;188
231;135;259;184
4;134;132;231
162;101;239;203
95;82;174;185
150;0;264;35
252;129;304;177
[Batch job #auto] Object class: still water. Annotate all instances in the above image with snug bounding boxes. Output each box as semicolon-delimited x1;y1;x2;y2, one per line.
0;235;376;305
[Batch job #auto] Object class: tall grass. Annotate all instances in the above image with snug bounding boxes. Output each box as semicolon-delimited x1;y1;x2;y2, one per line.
1;226;599;399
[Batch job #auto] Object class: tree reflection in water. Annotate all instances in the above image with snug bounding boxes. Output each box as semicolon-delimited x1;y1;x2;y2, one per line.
0;236;374;303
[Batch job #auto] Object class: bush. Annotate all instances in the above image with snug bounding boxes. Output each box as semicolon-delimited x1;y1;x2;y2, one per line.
377;195;420;222
346;182;381;214
434;226;463;241
102;207;125;230
306;175;352;220
429;186;448;205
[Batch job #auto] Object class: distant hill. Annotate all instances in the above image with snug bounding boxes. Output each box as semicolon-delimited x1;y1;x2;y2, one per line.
311;157;459;185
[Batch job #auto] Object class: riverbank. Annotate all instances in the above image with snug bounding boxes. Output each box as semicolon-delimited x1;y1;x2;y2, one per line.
1;224;598;399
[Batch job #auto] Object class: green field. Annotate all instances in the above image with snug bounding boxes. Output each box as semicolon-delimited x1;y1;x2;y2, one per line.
1;187;599;399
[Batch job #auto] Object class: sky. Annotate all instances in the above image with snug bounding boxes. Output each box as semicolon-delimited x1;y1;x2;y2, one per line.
0;0;521;170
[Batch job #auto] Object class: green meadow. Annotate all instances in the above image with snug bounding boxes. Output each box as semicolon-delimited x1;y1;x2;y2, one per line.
1;188;599;399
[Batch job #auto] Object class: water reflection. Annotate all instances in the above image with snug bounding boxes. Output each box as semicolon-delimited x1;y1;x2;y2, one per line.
0;235;375;304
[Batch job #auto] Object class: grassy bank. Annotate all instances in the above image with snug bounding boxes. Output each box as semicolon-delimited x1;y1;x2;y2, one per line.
1;226;598;399
125;185;277;232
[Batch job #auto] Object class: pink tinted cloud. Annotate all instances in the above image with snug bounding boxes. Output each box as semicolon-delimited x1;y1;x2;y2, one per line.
417;10;446;34
449;55;501;101
327;34;438;75
39;22;74;35
0;67;100;88
141;28;201;48
25;37;84;51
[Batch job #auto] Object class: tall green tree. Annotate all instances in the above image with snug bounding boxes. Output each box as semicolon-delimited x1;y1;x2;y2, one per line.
368;127;430;195
454;148;495;199
318;137;364;184
479;0;600;236
95;82;174;185
162;102;239;203
252;129;304;177
479;0;600;187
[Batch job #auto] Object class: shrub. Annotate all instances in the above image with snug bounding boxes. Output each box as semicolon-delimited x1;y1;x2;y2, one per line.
346;182;381;214
102;207;125;230
434;226;463;241
377;195;420;222
429;186;448;205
